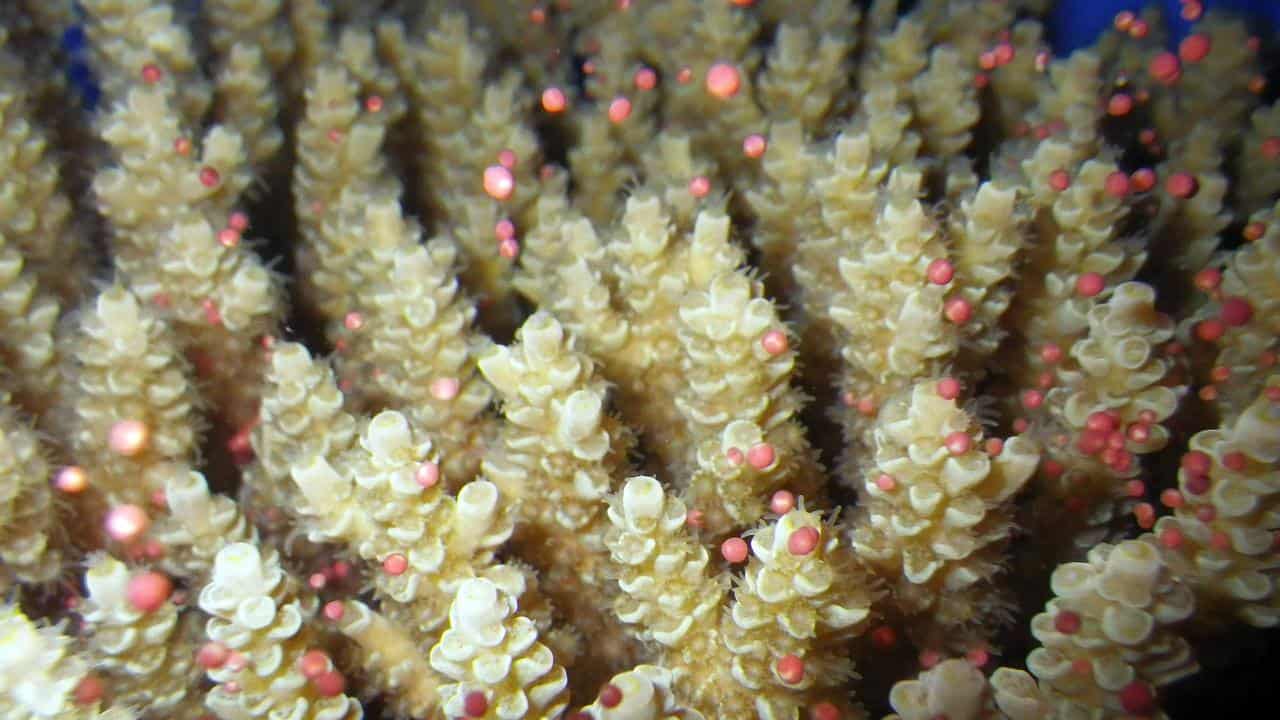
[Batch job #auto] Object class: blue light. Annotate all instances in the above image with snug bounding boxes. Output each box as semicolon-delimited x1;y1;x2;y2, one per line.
1050;0;1280;53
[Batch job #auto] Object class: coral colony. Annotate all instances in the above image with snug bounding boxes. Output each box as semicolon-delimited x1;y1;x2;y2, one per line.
2;0;1280;718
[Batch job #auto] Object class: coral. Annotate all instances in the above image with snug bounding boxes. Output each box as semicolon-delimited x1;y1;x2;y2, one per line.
429;577;570;719
3;3;1280;719
199;542;362;719
1023;540;1197;718
0;394;63;583
80;555;198;713
852;380;1038;644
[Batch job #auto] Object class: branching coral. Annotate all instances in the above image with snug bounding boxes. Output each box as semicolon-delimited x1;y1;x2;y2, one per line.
604;476;873;718
852;380;1038;647
3;3;1280;720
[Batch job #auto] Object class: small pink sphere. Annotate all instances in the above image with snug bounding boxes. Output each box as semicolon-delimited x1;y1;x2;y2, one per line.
870;625;897;650
74;674;105;705
298;649;330;679
688;175;711;198
313;670;346;698
199;166;221;188
600;682;624;708
217;227;241;248
126;571;172;613
1181;450;1213;476
415;461;440;489
229;211;250;232
685;509;705;528
308;572;327;589
944;431;972;455
1149;52;1181;85
343;312;363;331
634;67;657;90
676;67;693;84
936;377;961;400
1128;169;1155;195
760;329;789;356
464;691;489;718
1133;502;1156;529
607;96;632;123
54;466;88;493
1075;272;1105;297
202;298;223;325
141;63;162;84
985;437;1004;456
382;553;408;576
1107;93;1134;117
1222;451;1248;472
322;601;345;621
1104;171;1131;197
726;447;745;466
1165;171;1199;200
1196;318;1226;342
1178;33;1211;64
1193;268;1222;292
992;42;1014;65
495;218;516;241
776;654;805;684
770;490;795;515
1119;681;1156;715
1160;488;1185;509
743;133;767;158
197;641;231;669
105;504;150;543
1053;610;1082;634
498;236;521;259
926;258;954;285
1220;297;1254;327
541;87;567;113
810;702;841;720
109;419;150;456
1048;169;1071;192
497;149;517;169
705;62;741;99
721;537;749;563
1127;422;1152;443
943;298;972;324
787;526;820;556
483;165;515;201
430;377;461;400
874;473;896;492
747;442;776;470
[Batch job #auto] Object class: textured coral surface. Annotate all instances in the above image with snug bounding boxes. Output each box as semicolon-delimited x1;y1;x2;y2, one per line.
1;1;1279;719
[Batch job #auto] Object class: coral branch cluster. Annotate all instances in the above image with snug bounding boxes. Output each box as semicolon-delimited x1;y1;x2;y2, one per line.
0;2;1278;720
